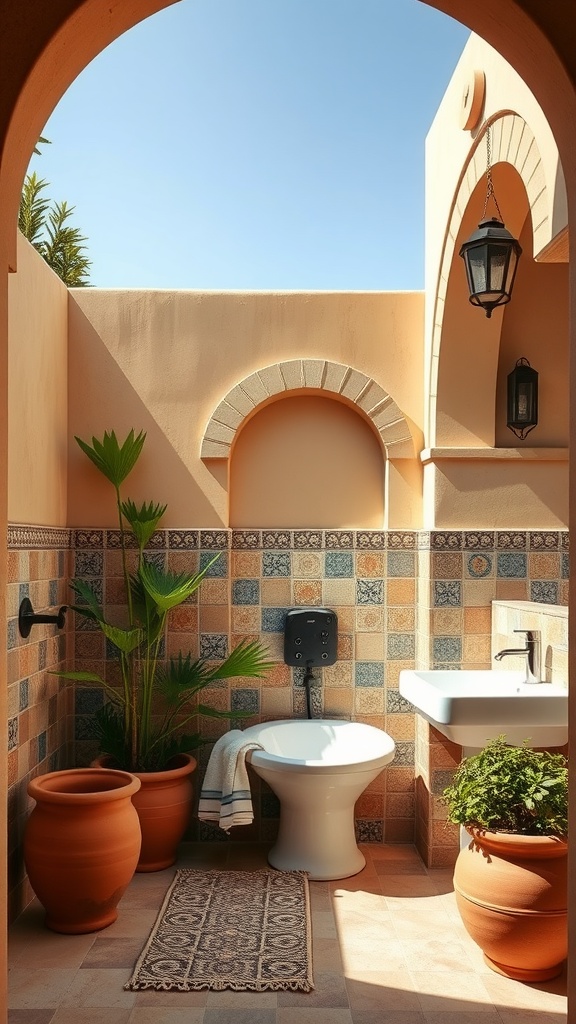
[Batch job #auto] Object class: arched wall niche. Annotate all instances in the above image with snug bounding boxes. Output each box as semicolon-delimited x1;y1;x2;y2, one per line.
228;392;386;529
201;359;417;461
428;113;558;448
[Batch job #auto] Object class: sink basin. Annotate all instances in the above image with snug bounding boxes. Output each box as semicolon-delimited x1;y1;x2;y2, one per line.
398;669;568;748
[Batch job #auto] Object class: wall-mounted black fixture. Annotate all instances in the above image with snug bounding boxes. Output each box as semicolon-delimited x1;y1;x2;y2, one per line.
18;597;67;639
507;357;538;440
284;608;338;719
459;125;522;318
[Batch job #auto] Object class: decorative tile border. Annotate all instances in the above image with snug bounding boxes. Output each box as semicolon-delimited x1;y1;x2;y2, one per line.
8;525;71;549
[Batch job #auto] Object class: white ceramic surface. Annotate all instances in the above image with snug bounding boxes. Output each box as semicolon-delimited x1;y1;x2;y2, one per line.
398;669;568;747
243;719;396;880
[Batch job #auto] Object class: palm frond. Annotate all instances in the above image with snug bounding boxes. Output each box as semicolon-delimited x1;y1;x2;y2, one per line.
75;429;146;488
207;639;273;681
139;556;220;612
18;173;50;247
121;498;167;549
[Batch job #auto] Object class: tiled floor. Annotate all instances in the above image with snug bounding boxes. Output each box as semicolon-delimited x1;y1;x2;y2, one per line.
8;842;567;1024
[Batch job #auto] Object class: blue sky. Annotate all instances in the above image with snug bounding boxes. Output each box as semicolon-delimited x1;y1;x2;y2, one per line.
33;0;470;290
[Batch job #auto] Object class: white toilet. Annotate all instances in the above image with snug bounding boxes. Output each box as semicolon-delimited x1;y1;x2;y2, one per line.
243;718;396;880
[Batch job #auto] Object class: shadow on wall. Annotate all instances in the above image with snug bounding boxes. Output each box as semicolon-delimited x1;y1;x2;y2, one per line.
229;393;385;529
67;299;227;528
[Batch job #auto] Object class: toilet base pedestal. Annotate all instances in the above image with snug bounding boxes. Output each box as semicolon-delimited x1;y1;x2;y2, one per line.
267;803;366;881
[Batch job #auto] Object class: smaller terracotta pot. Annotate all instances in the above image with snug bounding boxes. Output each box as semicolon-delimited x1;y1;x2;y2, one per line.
24;768;141;934
454;827;568;981
94;753;197;871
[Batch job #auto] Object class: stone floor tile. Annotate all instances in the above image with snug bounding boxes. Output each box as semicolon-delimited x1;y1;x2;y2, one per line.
8;969;78;1009
57;969;136;1008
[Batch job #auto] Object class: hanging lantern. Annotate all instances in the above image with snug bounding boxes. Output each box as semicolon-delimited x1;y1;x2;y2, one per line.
507;358;538;440
460;126;522;318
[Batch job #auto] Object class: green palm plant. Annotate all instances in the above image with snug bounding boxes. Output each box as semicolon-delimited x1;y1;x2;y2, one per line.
19;172;91;287
58;429;272;771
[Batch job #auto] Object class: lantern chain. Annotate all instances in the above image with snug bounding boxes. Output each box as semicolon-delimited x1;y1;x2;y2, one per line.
481;125;504;223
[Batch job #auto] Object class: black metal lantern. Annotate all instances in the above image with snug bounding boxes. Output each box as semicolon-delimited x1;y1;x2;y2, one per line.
507;357;538;440
459;126;522;318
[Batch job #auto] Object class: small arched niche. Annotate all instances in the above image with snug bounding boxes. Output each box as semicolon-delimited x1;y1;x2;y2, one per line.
229;393;385;529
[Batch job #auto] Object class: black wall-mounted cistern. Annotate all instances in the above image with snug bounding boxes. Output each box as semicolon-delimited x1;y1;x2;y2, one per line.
283;607;338;718
18;597;67;639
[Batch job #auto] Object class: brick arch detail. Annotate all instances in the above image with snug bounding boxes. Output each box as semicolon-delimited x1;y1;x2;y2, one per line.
201;359;416;460
428;113;551;444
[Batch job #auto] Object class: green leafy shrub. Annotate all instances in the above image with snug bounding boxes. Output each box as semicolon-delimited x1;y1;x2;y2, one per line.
442;736;568;836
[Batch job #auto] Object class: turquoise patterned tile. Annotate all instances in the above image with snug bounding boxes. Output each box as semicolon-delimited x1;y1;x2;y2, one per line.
19;678;29;711
8;717;18;751
325;551;354;577
200;552;228;577
433;581;461;606
74;688;105;715
262;552;291;577
387;551;415;577
74;551;103;575
530;581;559;604
356;579;384;604
393;742;415;766
497;552;527;578
354;662;384;687
262;607;288;632
231;689;259;714
387;634;415;659
433;636;462;662
200;633;228;659
232;579;260;604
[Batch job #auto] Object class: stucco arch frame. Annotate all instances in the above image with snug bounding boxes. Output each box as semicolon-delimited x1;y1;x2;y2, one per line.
427;112;553;446
200;359;417;460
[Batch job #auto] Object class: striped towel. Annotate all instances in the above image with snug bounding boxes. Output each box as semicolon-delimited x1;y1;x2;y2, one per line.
197;730;264;831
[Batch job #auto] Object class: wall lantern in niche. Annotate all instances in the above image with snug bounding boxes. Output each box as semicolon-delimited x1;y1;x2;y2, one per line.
507;357;538;440
459;125;522;318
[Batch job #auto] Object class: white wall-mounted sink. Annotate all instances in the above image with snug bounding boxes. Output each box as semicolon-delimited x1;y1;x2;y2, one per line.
398;669;568;748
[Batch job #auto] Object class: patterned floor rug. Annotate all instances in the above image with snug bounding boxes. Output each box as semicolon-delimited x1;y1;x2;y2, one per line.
125;868;314;992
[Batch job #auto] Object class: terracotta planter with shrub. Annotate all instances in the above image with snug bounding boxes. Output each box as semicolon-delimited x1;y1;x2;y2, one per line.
24;767;141;933
454;827;568;980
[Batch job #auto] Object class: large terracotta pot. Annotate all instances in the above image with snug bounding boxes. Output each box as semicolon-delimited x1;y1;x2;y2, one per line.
24;768;141;934
454;827;568;981
94;753;197;871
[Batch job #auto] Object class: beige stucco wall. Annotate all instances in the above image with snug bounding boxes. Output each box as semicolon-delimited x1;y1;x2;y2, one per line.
67;289;424;528
421;33;568;530
8;234;68;525
425;32;567;392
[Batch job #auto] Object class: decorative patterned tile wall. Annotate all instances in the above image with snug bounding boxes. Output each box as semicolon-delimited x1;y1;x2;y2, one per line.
69;525;568;861
8;524;568;896
6;525;71;921
71;527;420;847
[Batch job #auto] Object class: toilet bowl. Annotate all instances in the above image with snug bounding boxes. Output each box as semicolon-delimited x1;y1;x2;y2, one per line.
243;718;396;880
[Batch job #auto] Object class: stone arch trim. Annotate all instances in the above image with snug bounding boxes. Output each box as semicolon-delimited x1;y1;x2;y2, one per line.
428;112;552;445
201;359;416;460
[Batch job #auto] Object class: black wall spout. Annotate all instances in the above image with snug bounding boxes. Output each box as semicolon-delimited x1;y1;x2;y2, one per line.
18;597;67;639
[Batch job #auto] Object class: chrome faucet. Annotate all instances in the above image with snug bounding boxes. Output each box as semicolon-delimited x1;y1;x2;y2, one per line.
494;629;541;683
